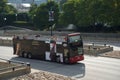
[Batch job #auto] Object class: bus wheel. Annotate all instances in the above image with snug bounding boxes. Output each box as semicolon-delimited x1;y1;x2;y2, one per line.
19;52;23;57
64;58;69;64
27;53;32;59
23;52;28;58
21;51;25;57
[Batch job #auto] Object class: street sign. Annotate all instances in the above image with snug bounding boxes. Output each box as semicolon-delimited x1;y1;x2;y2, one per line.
49;11;54;21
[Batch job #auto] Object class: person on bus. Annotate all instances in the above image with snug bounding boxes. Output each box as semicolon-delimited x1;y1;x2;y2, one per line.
50;40;56;61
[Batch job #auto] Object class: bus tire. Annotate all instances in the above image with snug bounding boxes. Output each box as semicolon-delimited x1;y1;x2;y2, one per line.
23;52;28;58
19;52;23;57
21;51;25;57
64;58;69;64
27;53;32;59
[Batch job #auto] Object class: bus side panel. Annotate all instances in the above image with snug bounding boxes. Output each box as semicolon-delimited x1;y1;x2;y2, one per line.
25;40;50;60
56;42;70;63
13;39;50;60
17;40;32;57
33;41;49;60
21;40;32;52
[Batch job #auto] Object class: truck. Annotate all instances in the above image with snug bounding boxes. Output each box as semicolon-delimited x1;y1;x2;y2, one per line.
13;32;84;64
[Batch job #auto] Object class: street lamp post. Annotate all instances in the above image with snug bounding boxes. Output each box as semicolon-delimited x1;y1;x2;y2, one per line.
49;9;54;36
3;17;7;26
15;13;17;21
3;17;7;33
33;14;36;27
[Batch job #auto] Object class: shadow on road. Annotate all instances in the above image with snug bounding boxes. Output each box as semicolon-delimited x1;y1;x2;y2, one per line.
10;57;85;78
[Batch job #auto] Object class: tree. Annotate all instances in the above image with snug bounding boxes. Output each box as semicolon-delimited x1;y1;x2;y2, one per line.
6;5;17;14
59;0;76;25
84;0;120;31
0;0;17;26
32;1;59;30
29;4;37;22
59;0;120;32
0;0;17;14
0;0;7;13
75;0;90;26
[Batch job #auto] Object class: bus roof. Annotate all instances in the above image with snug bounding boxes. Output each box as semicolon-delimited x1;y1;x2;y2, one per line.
68;33;80;36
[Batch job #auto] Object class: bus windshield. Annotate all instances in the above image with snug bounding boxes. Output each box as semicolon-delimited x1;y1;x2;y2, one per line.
68;35;81;43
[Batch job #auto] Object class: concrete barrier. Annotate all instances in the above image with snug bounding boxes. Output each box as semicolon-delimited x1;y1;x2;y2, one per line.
81;33;120;43
0;39;13;46
0;67;30;80
0;58;31;80
84;45;113;56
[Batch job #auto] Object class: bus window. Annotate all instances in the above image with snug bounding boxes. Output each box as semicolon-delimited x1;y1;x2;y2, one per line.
68;35;81;43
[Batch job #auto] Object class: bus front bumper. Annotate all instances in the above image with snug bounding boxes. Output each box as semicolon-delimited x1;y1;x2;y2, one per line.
69;55;84;63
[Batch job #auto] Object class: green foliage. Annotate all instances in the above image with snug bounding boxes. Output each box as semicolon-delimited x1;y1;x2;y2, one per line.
13;21;33;28
6;5;17;14
16;13;29;21
0;0;17;14
29;1;59;30
0;0;7;13
59;0;76;25
28;0;120;32
0;0;17;26
34;3;49;30
59;0;120;32
29;4;38;21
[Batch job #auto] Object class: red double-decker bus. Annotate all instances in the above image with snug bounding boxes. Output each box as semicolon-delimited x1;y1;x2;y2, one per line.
13;32;84;64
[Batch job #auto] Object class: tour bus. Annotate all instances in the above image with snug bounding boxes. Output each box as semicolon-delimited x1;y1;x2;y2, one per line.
13;32;84;64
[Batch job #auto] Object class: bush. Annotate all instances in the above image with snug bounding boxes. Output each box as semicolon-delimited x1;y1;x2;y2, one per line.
12;21;35;30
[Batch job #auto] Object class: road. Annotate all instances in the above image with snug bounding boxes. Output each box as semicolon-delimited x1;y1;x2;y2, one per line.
0;45;120;80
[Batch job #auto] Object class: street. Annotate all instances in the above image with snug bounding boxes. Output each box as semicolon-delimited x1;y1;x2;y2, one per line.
80;56;120;80
0;45;120;80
